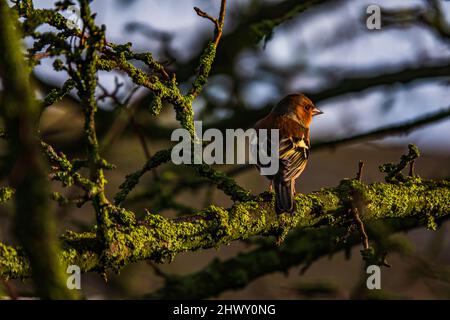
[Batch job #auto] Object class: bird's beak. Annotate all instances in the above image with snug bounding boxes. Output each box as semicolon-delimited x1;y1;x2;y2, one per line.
312;107;323;116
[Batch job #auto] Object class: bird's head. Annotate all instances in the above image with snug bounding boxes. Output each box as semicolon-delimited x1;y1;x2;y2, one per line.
273;93;323;127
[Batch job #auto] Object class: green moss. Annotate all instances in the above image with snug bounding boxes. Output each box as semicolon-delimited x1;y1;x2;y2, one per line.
0;243;31;279
42;79;76;107
189;42;216;99
0;187;14;204
149;94;163;116
426;213;437;231
2;177;449;279
360;247;389;267
52;192;69;206
379;144;420;183
194;164;254;202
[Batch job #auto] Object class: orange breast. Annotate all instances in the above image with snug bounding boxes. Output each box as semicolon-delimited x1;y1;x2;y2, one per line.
255;114;309;141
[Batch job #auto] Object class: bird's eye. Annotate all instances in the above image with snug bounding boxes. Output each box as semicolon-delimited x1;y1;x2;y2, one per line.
305;105;310;111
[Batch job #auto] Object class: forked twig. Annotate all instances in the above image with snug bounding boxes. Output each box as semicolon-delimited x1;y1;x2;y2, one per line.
194;0;227;46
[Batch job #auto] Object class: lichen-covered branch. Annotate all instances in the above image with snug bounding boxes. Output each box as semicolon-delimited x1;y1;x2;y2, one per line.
114;149;173;205
0;187;14;204
379;144;420;183
73;0;114;257
1;177;449;279
189;0;226;98
40;79;76;109
114;148;253;205
145;217;427;299
41;140;95;192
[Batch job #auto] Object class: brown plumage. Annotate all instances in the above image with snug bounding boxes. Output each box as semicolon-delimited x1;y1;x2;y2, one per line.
254;94;323;214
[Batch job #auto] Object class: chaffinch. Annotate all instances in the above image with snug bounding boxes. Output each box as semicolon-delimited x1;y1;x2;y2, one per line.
254;93;323;214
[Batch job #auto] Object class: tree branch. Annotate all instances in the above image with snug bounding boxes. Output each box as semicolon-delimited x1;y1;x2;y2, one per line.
314;107;450;150
145;217;430;299
1;177;449;279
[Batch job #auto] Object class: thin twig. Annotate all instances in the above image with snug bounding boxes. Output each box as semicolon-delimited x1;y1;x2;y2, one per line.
409;160;415;177
194;7;220;30
315;107;450;150
350;208;369;250
146;261;170;281
215;0;227;46
194;0;227;47
356;161;364;181
133;124;152;160
99;83;156;178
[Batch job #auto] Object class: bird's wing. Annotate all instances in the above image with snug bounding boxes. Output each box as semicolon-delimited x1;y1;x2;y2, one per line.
254;114;310;180
278;134;310;181
251;129;276;175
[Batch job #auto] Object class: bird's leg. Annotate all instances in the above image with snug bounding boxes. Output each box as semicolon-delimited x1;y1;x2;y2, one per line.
268;181;273;193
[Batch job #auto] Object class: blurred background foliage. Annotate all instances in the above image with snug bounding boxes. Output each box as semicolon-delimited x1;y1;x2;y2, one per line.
1;0;450;299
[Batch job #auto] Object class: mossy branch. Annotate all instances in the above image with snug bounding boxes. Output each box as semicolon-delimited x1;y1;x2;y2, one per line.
379;144;420;183
189;0;226;98
0;187;15;204
1;177;449;279
114;148;253;205
114;149;173;205
40;79;76;108
145;217;427;299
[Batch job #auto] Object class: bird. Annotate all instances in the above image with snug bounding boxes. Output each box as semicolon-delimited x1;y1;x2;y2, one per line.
254;93;323;214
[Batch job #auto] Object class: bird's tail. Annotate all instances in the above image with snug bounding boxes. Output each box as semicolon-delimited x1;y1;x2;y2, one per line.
274;179;294;214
